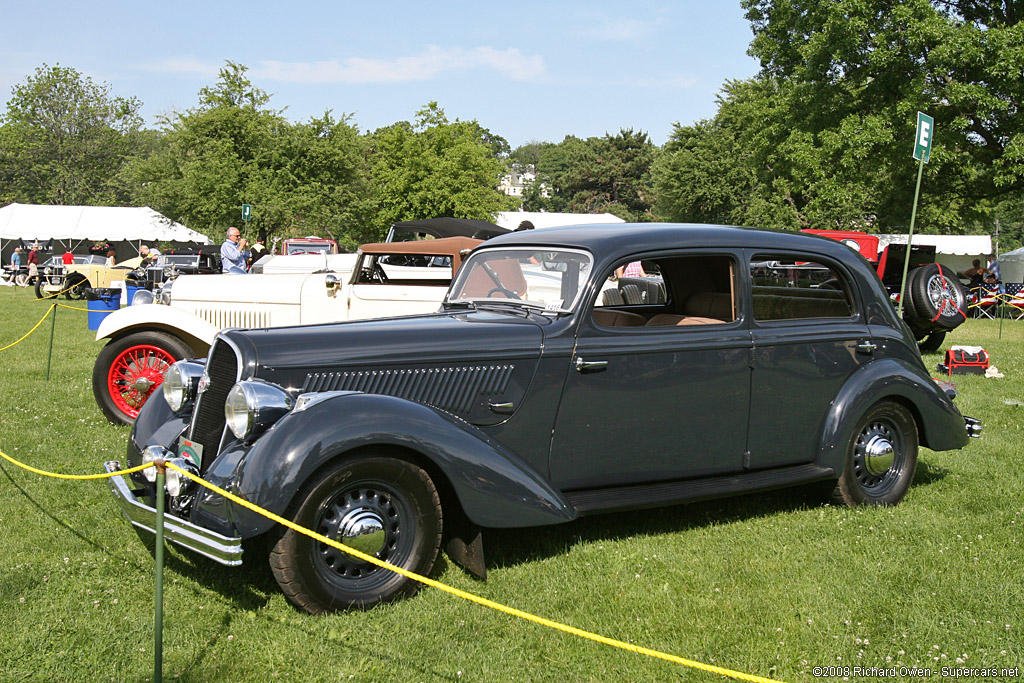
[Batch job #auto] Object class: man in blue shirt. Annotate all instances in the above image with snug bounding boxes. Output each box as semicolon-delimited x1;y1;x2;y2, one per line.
221;227;250;274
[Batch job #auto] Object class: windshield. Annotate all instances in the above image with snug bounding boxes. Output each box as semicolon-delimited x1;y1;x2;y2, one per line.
447;248;592;313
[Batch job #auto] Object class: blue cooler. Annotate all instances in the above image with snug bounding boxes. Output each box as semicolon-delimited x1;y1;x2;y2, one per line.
85;288;120;330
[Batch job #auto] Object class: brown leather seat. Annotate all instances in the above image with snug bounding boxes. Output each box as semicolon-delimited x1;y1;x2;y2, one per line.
593;309;647;327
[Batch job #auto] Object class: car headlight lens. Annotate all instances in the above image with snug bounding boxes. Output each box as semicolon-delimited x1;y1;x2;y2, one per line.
162;360;204;412
155;281;173;304
132;288;155;306
141;445;169;483
224;381;294;440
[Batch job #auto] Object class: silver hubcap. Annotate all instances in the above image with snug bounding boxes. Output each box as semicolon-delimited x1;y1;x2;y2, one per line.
863;434;895;476
927;275;961;317
338;508;386;556
132;376;156;393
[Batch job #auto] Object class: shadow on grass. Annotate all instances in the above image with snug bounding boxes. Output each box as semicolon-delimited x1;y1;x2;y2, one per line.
482;482;835;571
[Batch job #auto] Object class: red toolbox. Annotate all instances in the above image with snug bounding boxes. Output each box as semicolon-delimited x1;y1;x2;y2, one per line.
938;346;990;376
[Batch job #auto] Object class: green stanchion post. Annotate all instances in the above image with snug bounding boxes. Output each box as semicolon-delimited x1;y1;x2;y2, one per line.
900;111;934;319
154;463;166;683
46;304;57;380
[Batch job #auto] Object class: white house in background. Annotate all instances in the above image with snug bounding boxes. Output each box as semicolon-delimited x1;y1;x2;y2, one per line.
499;164;550;199
495;211;626;231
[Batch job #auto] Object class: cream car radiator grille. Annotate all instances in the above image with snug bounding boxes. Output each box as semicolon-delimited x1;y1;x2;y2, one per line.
302;365;515;416
196;307;273;329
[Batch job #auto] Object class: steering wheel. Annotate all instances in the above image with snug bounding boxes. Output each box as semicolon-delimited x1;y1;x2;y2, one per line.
487;286;520;299
372;262;390;283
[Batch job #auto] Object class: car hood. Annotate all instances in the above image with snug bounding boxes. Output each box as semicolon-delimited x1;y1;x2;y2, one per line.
223;310;547;425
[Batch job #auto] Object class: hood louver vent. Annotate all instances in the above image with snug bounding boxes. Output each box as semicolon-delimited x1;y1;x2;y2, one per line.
302;365;514;416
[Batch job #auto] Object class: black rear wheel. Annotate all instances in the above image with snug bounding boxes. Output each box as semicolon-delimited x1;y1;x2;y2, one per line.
269;455;442;613
833;401;918;507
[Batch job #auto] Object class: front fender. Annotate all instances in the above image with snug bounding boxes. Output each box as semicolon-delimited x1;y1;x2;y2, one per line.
817;358;969;471
95;303;218;349
204;392;576;538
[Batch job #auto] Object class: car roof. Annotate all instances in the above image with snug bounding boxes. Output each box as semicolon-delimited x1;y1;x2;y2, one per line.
479;222;860;262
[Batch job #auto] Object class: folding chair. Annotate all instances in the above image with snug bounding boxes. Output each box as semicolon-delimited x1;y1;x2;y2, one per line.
969;284;1000;319
1001;283;1024;321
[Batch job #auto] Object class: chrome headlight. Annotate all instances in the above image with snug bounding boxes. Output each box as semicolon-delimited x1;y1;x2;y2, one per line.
225;380;294;440
132;288;155;306
141;445;170;483
162;360;205;412
155;281;173;304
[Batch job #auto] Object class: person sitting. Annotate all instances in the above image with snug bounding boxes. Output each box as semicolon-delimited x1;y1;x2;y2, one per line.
105;249;117;267
960;259;990;288
61;250;74;265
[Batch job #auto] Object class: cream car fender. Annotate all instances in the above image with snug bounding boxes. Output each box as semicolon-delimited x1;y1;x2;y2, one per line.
95;303;219;350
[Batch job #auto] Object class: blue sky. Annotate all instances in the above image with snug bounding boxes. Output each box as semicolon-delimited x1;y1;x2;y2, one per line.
0;1;760;148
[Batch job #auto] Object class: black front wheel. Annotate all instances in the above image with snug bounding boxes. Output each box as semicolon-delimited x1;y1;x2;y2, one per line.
63;274;89;299
269;455;443;613
833;401;918;507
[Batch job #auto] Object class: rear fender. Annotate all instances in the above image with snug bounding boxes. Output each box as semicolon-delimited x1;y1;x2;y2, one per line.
210;392;575;537
817;358;968;471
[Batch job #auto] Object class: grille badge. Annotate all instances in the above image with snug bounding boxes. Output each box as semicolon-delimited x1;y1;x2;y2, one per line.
197;372;211;395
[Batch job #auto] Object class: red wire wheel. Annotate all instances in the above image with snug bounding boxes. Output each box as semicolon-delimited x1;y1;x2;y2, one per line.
106;343;176;419
93;331;193;425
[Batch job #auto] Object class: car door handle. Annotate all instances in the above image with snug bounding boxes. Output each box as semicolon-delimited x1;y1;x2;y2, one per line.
856;340;877;355
575;357;608;373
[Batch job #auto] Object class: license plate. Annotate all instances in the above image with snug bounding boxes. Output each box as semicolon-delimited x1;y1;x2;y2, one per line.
178;438;203;469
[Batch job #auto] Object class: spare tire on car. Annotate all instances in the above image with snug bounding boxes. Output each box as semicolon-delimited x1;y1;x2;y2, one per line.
908;263;966;331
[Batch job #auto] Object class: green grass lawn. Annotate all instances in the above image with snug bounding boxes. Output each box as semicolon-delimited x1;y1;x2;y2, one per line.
1;287;1021;682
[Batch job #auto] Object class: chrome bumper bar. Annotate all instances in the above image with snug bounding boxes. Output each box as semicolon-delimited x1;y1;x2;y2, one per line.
964;416;982;439
104;461;243;566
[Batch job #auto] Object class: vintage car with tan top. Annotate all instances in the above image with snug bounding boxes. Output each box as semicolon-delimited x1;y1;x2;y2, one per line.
92;236;479;425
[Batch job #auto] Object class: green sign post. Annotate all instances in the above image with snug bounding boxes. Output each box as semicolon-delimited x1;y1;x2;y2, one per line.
898;112;934;318
241;203;252;221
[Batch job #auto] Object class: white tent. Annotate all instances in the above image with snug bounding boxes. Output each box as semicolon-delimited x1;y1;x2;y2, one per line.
0;203;209;261
495;211;626;230
874;233;993;276
999;246;1024;284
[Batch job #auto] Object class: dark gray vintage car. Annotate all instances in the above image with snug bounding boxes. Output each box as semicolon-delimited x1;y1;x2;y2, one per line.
105;223;980;613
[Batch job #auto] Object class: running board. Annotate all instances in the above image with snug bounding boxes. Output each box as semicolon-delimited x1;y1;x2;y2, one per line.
564;464;836;515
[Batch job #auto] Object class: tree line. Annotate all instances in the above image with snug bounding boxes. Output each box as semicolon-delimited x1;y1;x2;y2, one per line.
1;1;1022;250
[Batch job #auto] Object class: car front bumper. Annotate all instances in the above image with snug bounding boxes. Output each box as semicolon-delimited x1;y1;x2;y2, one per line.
104;460;243;566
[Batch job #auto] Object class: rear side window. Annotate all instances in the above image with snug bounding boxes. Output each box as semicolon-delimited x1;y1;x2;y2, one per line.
750;256;854;321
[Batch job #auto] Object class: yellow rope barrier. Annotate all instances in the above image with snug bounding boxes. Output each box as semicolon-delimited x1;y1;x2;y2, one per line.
54;302;93;312
0;449;153;479
0;445;785;683
0;303;56;352
166;462;786;683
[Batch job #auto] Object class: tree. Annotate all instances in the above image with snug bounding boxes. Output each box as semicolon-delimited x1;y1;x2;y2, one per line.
737;0;1024;232
128;62;374;246
513;132;659;220
0;64;144;205
369;103;515;232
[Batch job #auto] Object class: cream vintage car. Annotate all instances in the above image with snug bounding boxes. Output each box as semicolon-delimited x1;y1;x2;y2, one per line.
92;236;480;425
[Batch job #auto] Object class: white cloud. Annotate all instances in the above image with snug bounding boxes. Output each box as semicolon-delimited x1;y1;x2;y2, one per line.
253;46;546;84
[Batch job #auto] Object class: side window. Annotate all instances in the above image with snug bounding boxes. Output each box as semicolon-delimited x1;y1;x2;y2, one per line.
592;254;737;329
750;256;854;321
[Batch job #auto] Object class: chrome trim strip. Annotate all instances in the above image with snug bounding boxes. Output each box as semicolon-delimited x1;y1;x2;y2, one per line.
104;461;243;566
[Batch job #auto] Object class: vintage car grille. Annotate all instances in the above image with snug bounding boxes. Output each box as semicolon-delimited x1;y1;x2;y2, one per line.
188;338;240;470
302;365;515;416
195;307;273;329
